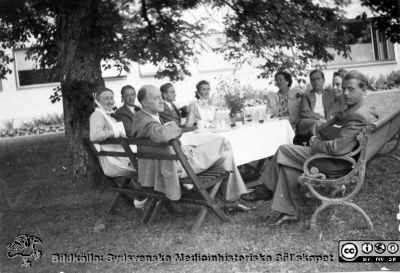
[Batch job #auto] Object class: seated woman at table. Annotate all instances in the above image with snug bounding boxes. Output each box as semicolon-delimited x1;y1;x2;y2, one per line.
186;80;216;127
266;71;302;128
328;69;347;119
89;87;135;178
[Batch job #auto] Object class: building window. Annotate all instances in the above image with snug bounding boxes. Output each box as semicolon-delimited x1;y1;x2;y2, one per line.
14;49;58;88
371;23;395;61
14;49;125;88
327;19;395;66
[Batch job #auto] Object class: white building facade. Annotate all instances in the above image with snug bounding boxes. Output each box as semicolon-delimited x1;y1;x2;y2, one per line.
1;10;400;128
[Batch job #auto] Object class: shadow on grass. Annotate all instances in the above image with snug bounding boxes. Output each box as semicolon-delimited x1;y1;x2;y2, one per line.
1;137;400;273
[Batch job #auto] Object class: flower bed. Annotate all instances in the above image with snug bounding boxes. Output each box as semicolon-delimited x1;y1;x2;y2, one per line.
0;125;65;138
0;113;65;139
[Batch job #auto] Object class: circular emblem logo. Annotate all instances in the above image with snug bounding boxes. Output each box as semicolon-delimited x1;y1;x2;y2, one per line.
387;243;399;254
374;242;386;254
362;243;373;254
341;243;358;260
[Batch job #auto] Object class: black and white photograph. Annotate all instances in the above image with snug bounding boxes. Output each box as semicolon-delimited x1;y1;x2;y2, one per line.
1;0;400;272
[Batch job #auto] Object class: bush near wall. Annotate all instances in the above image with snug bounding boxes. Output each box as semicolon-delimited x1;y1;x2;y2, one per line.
365;70;400;91
0;113;64;139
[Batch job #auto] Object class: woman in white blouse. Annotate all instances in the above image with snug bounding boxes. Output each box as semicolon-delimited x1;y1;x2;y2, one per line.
89;87;135;178
186;80;216;127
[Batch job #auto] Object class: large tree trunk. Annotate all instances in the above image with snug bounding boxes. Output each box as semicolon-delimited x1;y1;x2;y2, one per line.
56;0;104;183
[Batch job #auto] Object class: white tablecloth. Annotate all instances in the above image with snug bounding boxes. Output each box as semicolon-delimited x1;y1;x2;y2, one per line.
181;119;295;166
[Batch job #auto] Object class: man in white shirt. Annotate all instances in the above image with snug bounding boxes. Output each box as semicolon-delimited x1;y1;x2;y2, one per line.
294;70;335;145
299;69;335;121
115;85;141;137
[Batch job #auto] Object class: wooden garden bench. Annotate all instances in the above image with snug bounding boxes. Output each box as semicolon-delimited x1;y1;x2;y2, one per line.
298;108;400;230
83;137;229;231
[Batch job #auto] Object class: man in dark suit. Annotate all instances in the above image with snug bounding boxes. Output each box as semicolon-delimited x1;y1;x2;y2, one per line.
159;83;182;125
294;69;336;144
115;85;141;137
241;70;379;225
300;69;336;121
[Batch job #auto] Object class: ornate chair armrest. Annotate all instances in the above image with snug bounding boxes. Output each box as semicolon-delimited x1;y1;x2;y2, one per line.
302;153;356;179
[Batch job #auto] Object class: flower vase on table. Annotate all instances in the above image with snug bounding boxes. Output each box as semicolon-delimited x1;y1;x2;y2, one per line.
216;78;249;127
230;111;244;127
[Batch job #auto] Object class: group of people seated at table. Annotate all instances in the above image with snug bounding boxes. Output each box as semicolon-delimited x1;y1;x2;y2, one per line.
89;69;379;225
90;81;250;211
241;69;378;224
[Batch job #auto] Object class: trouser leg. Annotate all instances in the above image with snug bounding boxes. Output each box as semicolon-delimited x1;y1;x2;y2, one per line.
182;136;248;201
259;144;312;216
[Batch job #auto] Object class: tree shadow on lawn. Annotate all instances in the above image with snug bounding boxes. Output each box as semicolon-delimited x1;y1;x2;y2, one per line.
1;138;400;272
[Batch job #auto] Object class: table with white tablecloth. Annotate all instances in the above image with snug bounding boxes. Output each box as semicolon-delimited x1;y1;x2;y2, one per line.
181;119;295;167
214;105;267;122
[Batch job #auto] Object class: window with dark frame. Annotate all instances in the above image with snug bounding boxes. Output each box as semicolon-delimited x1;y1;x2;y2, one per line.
15;48;127;88
325;19;395;66
371;22;395;61
14;49;58;87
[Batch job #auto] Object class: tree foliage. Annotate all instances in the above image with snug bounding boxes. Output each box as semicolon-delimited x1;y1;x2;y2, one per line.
0;0;205;81
360;0;400;43
0;0;397;84
212;0;351;80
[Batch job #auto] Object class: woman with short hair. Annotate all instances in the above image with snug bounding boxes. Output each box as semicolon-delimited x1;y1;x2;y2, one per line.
266;71;302;128
185;80;216;127
329;69;347;118
89;87;134;177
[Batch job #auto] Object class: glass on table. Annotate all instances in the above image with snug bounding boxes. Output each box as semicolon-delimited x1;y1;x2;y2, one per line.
252;111;259;125
244;110;253;123
221;119;232;131
258;112;267;123
223;116;233;129
265;105;273;121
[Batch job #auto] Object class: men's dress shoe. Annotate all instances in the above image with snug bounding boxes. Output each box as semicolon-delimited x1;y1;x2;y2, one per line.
241;187;273;202
270;214;299;226
224;201;254;213
134;198;148;209
182;184;194;190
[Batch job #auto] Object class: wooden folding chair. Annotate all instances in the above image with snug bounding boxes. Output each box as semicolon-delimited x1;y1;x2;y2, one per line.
113;138;230;231
83;138;138;214
84;137;229;231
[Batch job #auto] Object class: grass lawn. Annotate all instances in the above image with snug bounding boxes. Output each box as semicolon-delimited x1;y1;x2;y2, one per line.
1;136;400;273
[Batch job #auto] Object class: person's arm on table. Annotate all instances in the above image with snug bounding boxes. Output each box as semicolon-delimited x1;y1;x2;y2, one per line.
144;121;182;143
181;125;196;133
